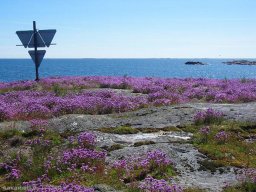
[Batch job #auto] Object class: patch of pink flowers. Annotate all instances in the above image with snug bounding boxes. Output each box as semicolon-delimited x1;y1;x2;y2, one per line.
62;148;106;165
25;138;51;147
29;119;48;133
146;150;173;166
45;132;106;175
139;176;183;192
77;132;97;147
68;132;96;148
237;168;256;184
214;131;229;143
0;162;21;180
194;108;224;125
199;126;210;135
113;150;172;170
24;182;94;192
0;76;256;121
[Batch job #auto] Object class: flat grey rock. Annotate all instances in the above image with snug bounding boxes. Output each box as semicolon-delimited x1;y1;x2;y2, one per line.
44;102;256;133
107;143;238;192
1;102;255;133
94;184;123;192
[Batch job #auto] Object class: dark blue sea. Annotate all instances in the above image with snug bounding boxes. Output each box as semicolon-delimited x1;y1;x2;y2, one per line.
0;59;256;82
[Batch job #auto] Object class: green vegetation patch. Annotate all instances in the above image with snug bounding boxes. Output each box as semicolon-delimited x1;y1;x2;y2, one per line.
181;121;256;168
224;182;256;192
99;125;181;135
198;159;226;173
101;144;124;152
134;140;156;147
137;126;181;133
0;129;23;140
99;126;139;134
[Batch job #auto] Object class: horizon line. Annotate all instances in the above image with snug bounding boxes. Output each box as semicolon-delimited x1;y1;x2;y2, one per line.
0;57;256;59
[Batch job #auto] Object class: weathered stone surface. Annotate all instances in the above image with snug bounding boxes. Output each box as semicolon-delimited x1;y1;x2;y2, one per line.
1;102;255;191
44;102;256;133
94;184;123;192
0;121;30;132
1;102;256;133
107;143;238;192
94;130;192;148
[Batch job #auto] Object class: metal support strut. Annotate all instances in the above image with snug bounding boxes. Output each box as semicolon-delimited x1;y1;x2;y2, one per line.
33;21;39;81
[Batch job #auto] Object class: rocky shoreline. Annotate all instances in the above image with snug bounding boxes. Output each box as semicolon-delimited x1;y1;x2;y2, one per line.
223;60;256;66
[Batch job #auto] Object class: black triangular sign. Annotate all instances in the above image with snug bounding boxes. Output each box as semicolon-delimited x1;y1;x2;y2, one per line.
28;50;46;67
16;30;34;48
38;30;56;47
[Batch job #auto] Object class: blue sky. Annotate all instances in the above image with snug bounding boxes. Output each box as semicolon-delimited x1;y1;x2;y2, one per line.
1;0;256;58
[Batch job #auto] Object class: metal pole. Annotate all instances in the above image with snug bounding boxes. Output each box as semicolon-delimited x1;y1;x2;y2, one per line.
33;21;39;81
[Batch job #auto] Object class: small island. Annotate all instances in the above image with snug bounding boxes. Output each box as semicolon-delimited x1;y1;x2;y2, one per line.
185;61;207;65
223;60;256;65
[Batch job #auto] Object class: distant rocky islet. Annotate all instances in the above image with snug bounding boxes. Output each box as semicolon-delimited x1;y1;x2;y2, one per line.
223;60;256;66
184;59;256;66
185;61;207;65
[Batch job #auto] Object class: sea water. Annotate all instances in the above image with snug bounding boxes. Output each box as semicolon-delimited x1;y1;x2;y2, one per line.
0;58;256;82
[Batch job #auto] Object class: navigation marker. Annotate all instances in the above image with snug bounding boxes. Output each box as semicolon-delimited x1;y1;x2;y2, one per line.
16;21;56;81
16;30;34;48
38;30;56;47
28;50;46;67
28;32;46;48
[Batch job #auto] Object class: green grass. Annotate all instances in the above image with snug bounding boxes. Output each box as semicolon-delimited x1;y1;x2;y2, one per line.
182;121;256;168
151;164;176;179
101;144;124;152
49;169;128;190
99;126;139;134
0;129;66;185
195;116;224;126
0;129;22;139
21;129;40;138
99;125;181;135
51;83;91;96
224;182;256;192
134;140;156;147
198;159;225;173
43;130;63;145
20;150;47;181
137;126;181;133
40;159;176;191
